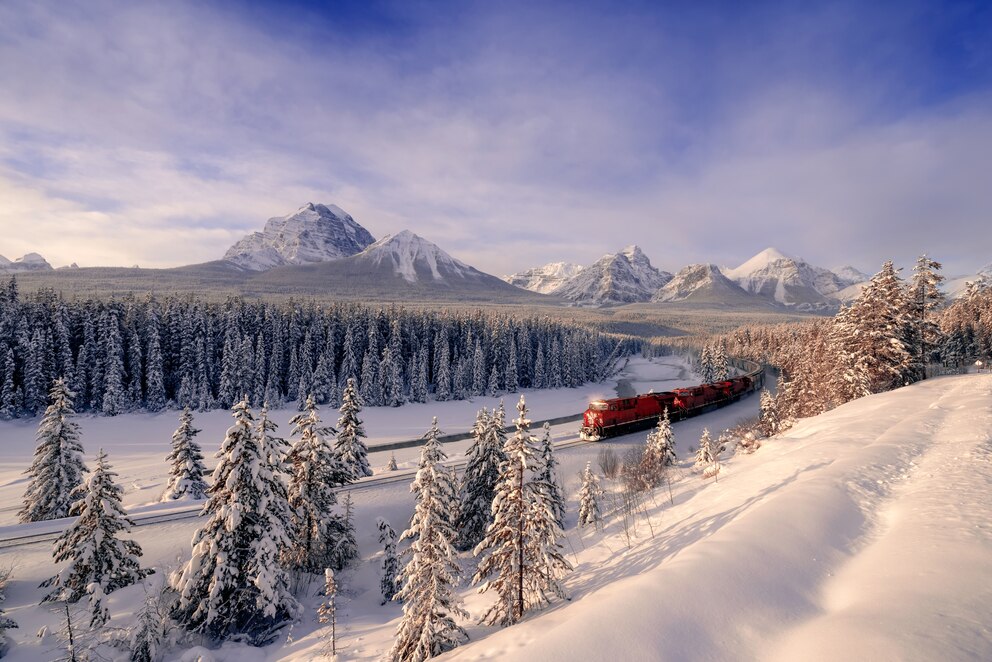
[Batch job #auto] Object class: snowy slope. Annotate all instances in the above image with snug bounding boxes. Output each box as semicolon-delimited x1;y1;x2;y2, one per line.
944;263;992;299
652;262;767;306
551;246;671;305
0;252;53;272
503;262;585;294
443;372;992;661
723;247;848;310
224;203;375;271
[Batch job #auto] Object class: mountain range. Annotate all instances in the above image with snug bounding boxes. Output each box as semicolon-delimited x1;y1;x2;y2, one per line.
6;203;988;308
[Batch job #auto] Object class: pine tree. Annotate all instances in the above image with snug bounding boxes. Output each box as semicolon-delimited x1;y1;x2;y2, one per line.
387;452;399;471
326;492;360;572
20;379;88;522
41;449;150;619
473;396;572;626
536;422;566;529
0;562;18;650
336;378;373;479
126;587;170;662
909;255;946;376
100;308;126;416
162;407;208;501
642;408;677;485
693;428;721;480
286;395;352;574
577;462;602;528
318;569;338;657
699;344;714;383
759;389;779;437
389;423;467;661
144;308;166;412
170;398;300;645
377;517;400;605
455;409;506;551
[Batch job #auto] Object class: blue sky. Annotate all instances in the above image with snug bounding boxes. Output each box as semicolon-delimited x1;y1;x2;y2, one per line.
0;0;990;276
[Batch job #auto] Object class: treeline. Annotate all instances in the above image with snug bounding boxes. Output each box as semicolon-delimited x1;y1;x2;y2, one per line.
0;277;636;419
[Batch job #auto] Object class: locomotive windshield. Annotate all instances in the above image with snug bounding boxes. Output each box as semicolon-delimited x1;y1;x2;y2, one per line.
589;401;608;410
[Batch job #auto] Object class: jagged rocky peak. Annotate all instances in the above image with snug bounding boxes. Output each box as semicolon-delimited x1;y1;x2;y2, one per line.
359;230;475;283
224;202;375;271
503;261;585;294
0;252;54;272
724;247;843;308
551;246;672;305
653;263;745;303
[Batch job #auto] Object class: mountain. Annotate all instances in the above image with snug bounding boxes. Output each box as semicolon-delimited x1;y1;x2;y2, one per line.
944;263;992;299
0;252;53;272
551;246;671;305
249;230;543;302
503;262;584;294
832;265;870;287
652;263;768;307
723;247;850;311
223;202;375;271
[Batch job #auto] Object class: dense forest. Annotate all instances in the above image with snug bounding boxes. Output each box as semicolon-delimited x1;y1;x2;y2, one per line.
0;277;635;419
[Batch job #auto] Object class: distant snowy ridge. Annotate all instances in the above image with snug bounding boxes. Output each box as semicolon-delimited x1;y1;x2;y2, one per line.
358;230;477;283
652;263;759;304
551;245;672;304
503;261;584;294
722;247;850;310
0;252;53;272
223;202;375;271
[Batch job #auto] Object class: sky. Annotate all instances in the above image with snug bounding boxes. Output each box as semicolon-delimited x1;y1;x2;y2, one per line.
0;0;990;277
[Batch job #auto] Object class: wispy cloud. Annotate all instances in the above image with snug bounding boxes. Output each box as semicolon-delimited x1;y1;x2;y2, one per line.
0;0;990;275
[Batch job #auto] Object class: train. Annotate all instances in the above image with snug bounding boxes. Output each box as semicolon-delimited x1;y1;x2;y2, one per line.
579;361;765;441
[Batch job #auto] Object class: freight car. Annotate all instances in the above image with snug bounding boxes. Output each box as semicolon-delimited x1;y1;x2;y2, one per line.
579;362;764;441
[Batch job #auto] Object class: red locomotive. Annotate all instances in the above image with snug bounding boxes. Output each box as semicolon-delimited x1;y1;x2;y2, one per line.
579;368;761;441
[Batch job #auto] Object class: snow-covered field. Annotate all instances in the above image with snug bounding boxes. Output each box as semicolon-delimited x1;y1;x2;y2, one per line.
2;358;991;661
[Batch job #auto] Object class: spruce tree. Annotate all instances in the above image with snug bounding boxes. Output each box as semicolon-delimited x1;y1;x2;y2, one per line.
286;395;352;574
41;450;150;615
473;396;571;626
20;379;88;522
170;398;300;644
642;408;677;486
318;569;338;657
389;423;467;661
759;389;779;437
909;254;946;376
577;462;602;528
536;422;566;529
455;408;506;551
162;407;208;501
336;378;373;479
377;517;400;605
326;492;359;572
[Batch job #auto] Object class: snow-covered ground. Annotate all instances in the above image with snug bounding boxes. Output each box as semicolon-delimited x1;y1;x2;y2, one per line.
2;359;990;661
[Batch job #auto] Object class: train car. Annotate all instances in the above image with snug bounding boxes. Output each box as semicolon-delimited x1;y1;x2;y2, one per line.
579;364;762;441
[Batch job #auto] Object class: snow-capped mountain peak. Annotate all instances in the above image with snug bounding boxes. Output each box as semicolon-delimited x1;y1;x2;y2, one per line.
653;263;754;304
503;261;584;294
0;252;54;272
724;248;844;310
551;246;671;305
223;202;375;271
359;230;473;283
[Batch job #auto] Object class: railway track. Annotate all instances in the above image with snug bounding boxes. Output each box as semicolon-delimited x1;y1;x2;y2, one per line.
0;432;589;551
0;362;765;551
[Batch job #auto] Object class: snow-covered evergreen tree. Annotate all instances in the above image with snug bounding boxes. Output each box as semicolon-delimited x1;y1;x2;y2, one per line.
286;395;352;574
536;422;566;529
455;408;506;551
758;389;779;437
390;424;467;661
577;462;602;528
318;569;338;657
699;344;714;383
693;428;721;479
126;585;172;662
335;378;372;479
642;408;677;486
20;379;88;522
909;254;946;375
161;407;208;501
326;492;360;572
377;517;400;605
170;398;300;645
473;396;572;626
41;449;149;618
0;566;18;654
